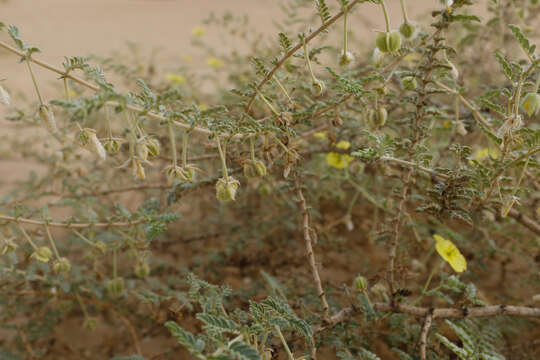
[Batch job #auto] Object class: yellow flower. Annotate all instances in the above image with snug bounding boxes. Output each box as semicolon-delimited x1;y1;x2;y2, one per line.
442;120;451;128
472;147;499;162
198;104;208;111
206;57;223;68
313;131;327;139
326;141;353;169
183;55;193;62
434;234;467;273
192;27;206;36
166;73;186;84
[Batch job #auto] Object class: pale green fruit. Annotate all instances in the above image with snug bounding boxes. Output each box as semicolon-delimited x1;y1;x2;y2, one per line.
375;31;402;53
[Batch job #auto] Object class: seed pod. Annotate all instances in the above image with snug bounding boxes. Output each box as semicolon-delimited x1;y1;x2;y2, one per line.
399;21;418;40
401;76;417;91
135;141;149;161
132;159;146;180
104;139;120;154
1;237;18;255
243;160;267;178
447;60;459;80
375;106;388;127
371;48;384;65
344;214;354;231
83;317;98;331
88;131;107;160
338;50;355;67
32;246;53;263
311;79;326;97
353;275;368;291
521;92;540;116
166;165;196;184
456;120;468;136
53;257;71;274
533;294;540;302
135;260;150;278
146;138;160;157
39;104;57;134
94;241;107;254
0;84;10;105
375;31;402;53
371;282;388;301
106;277;125;296
216;177;240;202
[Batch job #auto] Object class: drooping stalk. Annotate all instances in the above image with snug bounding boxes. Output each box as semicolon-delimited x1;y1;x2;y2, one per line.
342;2;349;54
18;224;38;250
273;74;293;104
25;59;44;105
399;0;410;23
182;130;188;167
302;37;317;83
274;326;295;360
249;137;256;162
216;136;229;180
379;0;391;32
168;119;177;165
45;225;60;259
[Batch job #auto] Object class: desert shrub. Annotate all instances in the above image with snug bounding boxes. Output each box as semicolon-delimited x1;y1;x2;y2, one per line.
1;0;540;359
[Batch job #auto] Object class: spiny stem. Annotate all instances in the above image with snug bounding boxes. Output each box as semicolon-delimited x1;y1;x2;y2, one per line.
25;59;44;105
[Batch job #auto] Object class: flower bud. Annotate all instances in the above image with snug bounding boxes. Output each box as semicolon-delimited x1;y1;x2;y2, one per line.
521;92;540;117
135;260;150;278
32;246;53;263
411;259;426;273
1;237;18;255
338;50;355;67
375;31;402;53
39;104;57;134
104;139;120;154
79;128;106;160
533;294;540;302
401;76;417;91
311;79;326;97
83;317;98;331
216;177;240;202
344;214;354;231
243;160;267;178
371;282;388;300
166;165;196;184
106;277;125;296
353;275;368;291
0;84;11;105
53;257;71;274
399;21;418;40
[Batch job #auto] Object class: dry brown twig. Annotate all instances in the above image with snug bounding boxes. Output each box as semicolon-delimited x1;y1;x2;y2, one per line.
294;175;330;320
419;311;433;360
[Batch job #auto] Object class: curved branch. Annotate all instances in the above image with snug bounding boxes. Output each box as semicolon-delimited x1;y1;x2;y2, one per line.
244;0;363;113
0;214;145;229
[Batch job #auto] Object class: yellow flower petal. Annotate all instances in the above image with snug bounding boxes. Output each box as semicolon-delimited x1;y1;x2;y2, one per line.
313;132;327;139
336;140;351;150
434;234;467;273
326;152;353;169
192;27;206;36
166;74;186;84
206;57;223;68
